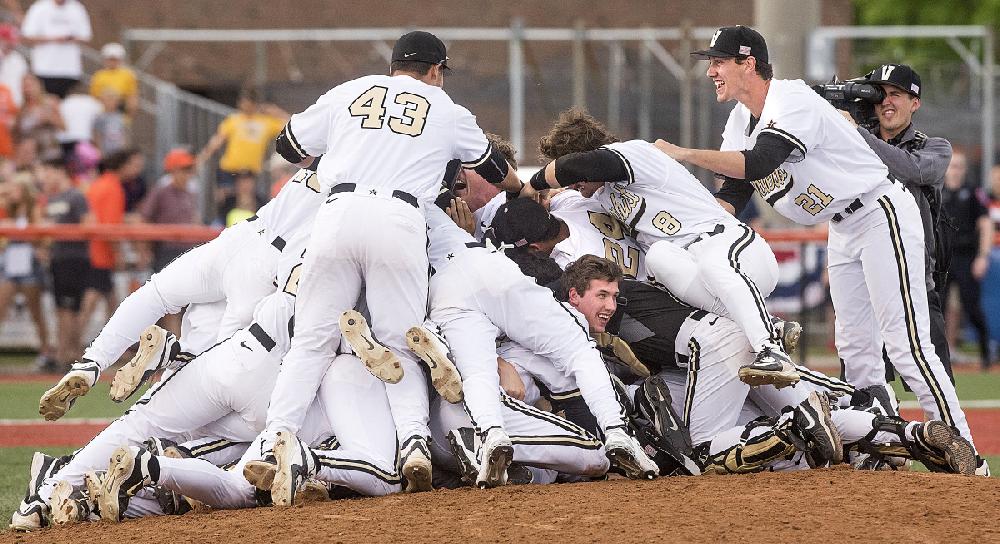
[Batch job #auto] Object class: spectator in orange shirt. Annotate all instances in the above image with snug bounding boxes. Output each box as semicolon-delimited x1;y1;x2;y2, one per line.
80;147;143;328
0;82;17;159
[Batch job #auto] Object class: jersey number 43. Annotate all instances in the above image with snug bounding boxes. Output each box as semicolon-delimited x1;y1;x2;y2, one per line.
349;86;430;137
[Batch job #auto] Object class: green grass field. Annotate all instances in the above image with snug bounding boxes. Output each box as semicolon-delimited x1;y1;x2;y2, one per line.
0;366;997;528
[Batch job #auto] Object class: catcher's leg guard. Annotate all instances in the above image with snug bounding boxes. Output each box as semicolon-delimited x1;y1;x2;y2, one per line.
701;417;797;475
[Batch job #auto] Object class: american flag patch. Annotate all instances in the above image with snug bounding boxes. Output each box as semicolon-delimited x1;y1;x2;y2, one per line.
739;45;751;55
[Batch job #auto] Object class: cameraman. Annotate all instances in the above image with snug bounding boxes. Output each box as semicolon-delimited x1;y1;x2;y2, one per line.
840;64;954;380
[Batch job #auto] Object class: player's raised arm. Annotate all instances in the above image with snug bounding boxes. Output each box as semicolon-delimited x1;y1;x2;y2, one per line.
654;132;795;182
529;148;629;190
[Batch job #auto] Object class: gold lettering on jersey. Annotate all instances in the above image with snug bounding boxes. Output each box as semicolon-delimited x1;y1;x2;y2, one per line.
604;239;640;278
608;184;642;226
587;210;625;240
751;168;791;199
291;170;321;193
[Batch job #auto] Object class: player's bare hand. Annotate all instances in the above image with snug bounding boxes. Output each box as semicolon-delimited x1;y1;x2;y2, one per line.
516;181;538;200
838;109;857;127
653;138;687;162
497;357;526;401
446;197;476;235
973;255;989;280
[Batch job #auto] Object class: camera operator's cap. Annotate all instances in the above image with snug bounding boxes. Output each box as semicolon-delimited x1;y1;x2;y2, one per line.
865;64;921;98
392;31;450;70
691;25;768;64
489;198;561;248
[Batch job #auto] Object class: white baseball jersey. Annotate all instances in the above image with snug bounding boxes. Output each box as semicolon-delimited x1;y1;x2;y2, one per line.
286;74;491;201
255;168;327;247
427;204;488;274
548;189;646;279
596;140;740;249
720;79;890;225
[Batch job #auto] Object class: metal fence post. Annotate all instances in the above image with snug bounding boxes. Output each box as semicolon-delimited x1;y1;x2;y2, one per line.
573;20;587;109
509;18;525;157
639;34;652;140
983;26;994;190
608;41;624;133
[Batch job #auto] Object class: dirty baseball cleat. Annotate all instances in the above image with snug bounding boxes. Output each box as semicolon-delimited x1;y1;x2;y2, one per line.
39;360;100;420
99;446;159;522
270;431;317;506
339;310;403;384
400;436;434;493
446;428;480;486
111;325;178;402
739;346;800;388
476;428;514;489
771;318;802;355
912;420;977;476
406;324;464;403
604;427;659;480
50;479;95;526
8;451;69;530
789;391;842;467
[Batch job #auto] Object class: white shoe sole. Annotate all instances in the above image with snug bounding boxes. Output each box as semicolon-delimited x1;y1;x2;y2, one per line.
270;432;298;506
406;327;464;403
49;480;78;526
39;373;91;421
83;471;103;518
738;365;800;389
340;311;403;384
111;325;166;402
402;451;434;493
606;446;657;480
99;446;134;522
476;443;513;489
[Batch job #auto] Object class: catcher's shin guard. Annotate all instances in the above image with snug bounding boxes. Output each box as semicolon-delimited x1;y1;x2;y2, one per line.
702;417;797;475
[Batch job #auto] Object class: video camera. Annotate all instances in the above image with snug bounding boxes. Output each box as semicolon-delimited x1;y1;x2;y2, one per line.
811;77;886;129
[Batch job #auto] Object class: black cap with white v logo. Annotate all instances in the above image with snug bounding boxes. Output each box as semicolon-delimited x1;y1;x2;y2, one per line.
391;30;450;69
865;64;921;98
691;25;768;64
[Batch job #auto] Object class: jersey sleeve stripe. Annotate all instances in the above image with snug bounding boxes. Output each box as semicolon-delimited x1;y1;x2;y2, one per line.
461;142;493;168
603;147;635;185
759;127;806;156
281;124;308;161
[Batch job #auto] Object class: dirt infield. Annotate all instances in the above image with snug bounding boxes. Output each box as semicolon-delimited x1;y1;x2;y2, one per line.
3;468;999;544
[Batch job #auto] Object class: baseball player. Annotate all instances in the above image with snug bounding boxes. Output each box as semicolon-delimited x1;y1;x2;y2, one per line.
263;30;525;495
527;109;797;389
655;25;986;476
37;163;327;420
418;197;658;487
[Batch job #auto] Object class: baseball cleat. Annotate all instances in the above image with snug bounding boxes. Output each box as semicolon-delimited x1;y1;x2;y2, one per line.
770;317;802;355
604;427;659;480
791;391;842;467
83;471;104;518
243;456;278;491
99;446;159;522
294;480;332;505
446;428;480;486
400;436;434;493
39;360;100;421
913;420;977;476
50;480;92;526
9;496;48;531
339;310;403;384
270;431;316;506
476;428;514;489
739;346;800;388
975;457;991;477
406;325;464;403
111;325;177;402
506;463;534;485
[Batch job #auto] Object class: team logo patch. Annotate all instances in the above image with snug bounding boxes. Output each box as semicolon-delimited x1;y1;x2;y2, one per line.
710;29;721;47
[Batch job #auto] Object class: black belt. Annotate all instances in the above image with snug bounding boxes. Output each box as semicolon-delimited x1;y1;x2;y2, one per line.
831;198;864;224
248;323;276;352
244;215;286;251
465;241;486;249
329;183;418;208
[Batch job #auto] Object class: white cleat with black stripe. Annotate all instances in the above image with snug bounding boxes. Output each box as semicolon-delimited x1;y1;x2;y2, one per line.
339;310;403;384
604;428;659;480
790;391;842;467
99;446;159;522
476;428;514;489
110;325;178;402
406;324;464;403
39;360;100;421
270;430;318;506
739;346;800;388
400;436;434;493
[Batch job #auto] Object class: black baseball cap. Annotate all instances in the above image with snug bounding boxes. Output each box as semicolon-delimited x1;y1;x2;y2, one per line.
691;25;768;64
489;198;562;248
865;64;921;98
391;30;450;69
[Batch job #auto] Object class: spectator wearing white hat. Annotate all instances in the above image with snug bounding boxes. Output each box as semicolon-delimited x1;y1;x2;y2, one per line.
20;0;91;99
90;42;137;116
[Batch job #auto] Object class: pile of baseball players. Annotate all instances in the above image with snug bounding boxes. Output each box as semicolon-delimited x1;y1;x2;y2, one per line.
10;26;988;532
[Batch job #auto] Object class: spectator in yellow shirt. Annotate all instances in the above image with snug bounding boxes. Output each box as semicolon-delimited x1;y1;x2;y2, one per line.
89;42;137;115
197;88;288;197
